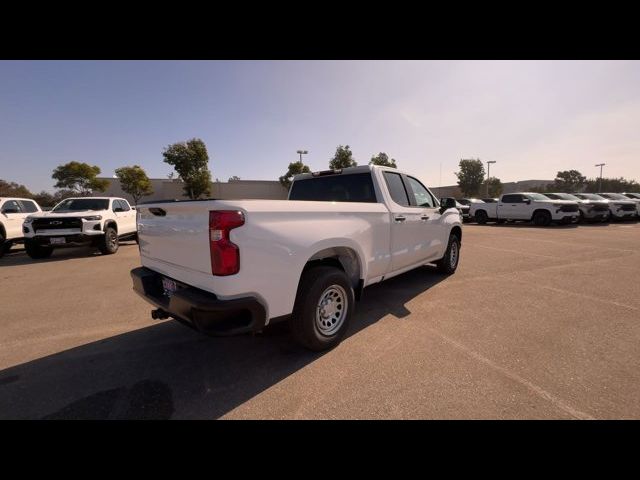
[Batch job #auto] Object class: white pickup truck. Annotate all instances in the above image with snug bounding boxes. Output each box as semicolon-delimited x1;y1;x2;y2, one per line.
0;197;42;258
469;192;579;226
22;197;138;258
131;165;463;351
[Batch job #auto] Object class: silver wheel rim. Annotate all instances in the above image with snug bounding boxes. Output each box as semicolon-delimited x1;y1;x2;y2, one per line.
315;285;348;336
450;241;458;269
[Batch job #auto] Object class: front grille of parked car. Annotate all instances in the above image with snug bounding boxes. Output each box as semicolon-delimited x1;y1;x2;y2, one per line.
618;204;636;212
33;217;83;230
591;204;609;212
559;205;579;213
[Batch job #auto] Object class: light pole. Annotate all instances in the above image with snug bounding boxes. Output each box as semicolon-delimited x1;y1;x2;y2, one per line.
296;149;308;163
595;163;605;192
486;160;496;197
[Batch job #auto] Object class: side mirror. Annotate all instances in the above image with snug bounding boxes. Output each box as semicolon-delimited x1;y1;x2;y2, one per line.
114;207;124;213
524;199;531;204
2;208;19;214
131;206;136;210
439;197;457;214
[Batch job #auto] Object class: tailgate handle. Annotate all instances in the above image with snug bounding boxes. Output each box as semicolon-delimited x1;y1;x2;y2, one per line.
149;208;167;217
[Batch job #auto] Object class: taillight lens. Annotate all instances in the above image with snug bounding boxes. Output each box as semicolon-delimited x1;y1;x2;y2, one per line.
209;210;245;276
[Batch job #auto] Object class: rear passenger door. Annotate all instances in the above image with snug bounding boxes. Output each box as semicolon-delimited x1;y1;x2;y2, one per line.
499;194;526;219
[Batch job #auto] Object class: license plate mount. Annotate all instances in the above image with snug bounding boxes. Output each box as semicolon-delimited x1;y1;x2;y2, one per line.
50;237;66;245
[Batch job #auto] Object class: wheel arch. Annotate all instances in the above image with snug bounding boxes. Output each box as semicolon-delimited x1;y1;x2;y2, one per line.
531;208;551;221
301;246;364;300
103;220;118;233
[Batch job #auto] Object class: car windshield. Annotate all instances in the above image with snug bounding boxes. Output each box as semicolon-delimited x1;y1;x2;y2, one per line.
576;193;604;200
601;193;631;200
551;193;580;201
52;198;109;212
624;193;640;199
526;193;551;201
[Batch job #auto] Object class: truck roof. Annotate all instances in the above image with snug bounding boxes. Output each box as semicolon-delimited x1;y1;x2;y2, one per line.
292;164;405;182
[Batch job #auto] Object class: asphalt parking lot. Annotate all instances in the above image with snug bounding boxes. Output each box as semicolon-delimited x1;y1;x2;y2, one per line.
1;221;639;419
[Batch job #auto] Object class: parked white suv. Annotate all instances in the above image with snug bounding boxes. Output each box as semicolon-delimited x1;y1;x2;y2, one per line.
0;197;42;257
131;165;463;351
22;197;137;259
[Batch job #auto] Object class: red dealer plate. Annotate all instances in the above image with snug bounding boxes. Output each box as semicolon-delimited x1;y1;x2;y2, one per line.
162;277;177;297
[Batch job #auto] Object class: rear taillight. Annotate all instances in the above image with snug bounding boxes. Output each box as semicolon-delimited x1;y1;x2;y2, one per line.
209;210;245;276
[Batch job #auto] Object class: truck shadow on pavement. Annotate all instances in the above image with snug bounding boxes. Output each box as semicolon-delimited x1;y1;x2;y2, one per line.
0;266;447;420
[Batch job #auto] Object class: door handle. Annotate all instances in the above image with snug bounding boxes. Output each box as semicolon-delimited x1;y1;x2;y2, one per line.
394;215;406;222
421;215;430;221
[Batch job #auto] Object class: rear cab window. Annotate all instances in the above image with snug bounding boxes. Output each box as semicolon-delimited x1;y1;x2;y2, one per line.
289;173;378;203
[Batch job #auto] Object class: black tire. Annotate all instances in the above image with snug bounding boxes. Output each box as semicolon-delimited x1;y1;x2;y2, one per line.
436;233;461;274
0;231;5;259
24;239;54;259
533;210;552;227
98;227;119;255
289;266;354;351
475;210;488;224
135;232;139;245
578;211;585;224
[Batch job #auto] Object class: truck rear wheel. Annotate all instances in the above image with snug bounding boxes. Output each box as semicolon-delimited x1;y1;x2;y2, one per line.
436;233;461;274
25;239;54;259
475;210;488;224
290;266;354;351
98;227;119;255
0;232;5;258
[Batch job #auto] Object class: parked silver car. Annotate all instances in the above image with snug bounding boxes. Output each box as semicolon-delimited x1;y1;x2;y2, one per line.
597;193;640;219
544;193;609;223
573;193;637;221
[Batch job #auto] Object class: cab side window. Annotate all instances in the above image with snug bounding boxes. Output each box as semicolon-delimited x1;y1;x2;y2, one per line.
383;172;411;207
406;176;436;208
1;200;21;213
118;200;131;212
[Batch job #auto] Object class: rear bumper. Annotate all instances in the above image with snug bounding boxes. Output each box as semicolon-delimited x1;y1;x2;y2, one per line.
130;266;266;336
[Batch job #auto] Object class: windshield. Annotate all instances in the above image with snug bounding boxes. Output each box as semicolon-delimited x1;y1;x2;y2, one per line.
52;198;109;212
550;193;580;201
575;193;604;200
601;193;631;200
624;193;640;199
526;193;551;201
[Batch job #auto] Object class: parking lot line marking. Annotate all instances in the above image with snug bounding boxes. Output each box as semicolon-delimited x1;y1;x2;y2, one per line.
428;328;595;420
473;244;562;259
510;278;639;312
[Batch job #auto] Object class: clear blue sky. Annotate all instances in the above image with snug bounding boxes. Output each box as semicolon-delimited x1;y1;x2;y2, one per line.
1;60;639;193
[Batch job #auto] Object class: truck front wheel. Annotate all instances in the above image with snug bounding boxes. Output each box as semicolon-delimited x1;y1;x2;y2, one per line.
25;239;53;259
475;210;488;224
436;234;461;274
98;227;119;255
290;266;354;351
533;210;552;226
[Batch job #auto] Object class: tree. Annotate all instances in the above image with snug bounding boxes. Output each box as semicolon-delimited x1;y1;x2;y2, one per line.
455;158;485;197
483;177;504;197
32;191;56;208
552;170;586;193
162;138;212;199
0;179;32;198
52;161;109;196
584;177;640;193
329;145;357;170
228;175;241;181
115;165;154;205
369;152;397;168
279;161;311;189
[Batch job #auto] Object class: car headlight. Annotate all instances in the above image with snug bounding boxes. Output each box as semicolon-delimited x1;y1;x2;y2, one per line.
83;215;102;221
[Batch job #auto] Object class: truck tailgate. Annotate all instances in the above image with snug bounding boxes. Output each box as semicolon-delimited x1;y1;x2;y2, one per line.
137;201;220;275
